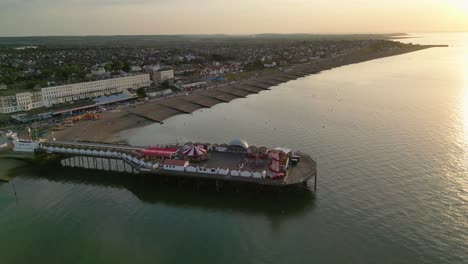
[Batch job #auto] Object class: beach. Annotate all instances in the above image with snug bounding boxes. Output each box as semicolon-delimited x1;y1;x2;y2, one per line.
50;44;443;143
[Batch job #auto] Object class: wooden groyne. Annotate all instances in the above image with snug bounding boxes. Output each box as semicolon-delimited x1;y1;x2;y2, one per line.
124;45;440;125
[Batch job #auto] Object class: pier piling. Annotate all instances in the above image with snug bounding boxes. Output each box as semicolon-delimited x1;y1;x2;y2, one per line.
314;170;317;190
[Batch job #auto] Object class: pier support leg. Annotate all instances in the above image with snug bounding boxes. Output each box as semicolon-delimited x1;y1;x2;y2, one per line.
216;180;219;192
314;171;317;191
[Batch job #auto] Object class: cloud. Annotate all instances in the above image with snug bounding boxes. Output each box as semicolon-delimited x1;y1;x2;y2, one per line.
0;0;466;36
0;0;158;11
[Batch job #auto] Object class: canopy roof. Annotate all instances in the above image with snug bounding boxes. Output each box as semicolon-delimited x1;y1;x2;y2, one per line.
229;139;249;149
141;147;178;157
183;145;207;157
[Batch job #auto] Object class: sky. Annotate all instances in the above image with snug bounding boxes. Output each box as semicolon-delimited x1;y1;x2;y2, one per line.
0;0;467;36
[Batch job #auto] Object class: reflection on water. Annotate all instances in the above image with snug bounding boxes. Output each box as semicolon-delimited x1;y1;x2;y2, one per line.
0;158;28;182
8;162;316;229
463;50;468;162
464;77;468;173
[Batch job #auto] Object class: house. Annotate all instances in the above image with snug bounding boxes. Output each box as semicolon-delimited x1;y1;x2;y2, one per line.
240;171;252;177
197;167;219;174
146;89;173;98
131;66;142;72
186;165;198;172
91;66;106;76
219;168;230;176
264;62;277;68
163;159;189;171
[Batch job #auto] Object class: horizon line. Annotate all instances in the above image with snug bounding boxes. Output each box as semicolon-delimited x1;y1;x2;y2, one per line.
0;30;466;39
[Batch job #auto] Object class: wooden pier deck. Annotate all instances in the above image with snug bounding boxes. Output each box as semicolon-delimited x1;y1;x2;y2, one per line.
38;141;317;189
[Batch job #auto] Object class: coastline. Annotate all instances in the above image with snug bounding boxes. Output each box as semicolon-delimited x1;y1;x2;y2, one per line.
49;44;444;144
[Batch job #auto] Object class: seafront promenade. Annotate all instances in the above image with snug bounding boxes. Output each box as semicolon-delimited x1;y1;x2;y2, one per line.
50;44;444;143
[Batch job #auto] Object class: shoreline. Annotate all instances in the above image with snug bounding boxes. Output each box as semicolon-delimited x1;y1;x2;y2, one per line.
50;44;444;144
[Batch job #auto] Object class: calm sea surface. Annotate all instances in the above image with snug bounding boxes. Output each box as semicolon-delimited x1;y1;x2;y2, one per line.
1;33;467;263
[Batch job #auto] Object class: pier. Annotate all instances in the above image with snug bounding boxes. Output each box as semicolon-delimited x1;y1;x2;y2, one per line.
30;140;317;190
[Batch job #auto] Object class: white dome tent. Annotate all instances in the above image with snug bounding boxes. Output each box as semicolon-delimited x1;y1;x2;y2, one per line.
229;139;249;149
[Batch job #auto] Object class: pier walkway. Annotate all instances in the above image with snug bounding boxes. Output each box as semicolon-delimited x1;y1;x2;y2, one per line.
36;141;317;188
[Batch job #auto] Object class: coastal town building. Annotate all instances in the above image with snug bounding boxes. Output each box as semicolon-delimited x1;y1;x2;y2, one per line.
41;74;150;107
199;63;242;78
91;66;106;76
0;95;20;113
0;91;44;113
0;74;150;113
130;66;142;72
162;159;189;171
179;82;207;90
146;88;173;98
151;70;174;83
264;62;277;68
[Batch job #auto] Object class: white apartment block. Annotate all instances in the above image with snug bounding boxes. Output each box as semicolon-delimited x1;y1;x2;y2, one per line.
152;70;174;83
0;91;43;113
0;74;150;114
0;95;20;113
41;74;150;106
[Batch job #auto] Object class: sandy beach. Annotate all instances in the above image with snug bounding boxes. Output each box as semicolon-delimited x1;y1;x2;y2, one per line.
50;44;442;143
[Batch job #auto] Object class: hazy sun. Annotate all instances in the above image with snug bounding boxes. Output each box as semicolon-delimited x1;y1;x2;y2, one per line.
452;0;468;10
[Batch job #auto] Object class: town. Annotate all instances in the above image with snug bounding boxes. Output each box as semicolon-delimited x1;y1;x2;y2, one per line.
0;35;413;135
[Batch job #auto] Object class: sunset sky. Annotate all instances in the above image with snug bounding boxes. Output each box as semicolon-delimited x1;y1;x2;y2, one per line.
0;0;467;36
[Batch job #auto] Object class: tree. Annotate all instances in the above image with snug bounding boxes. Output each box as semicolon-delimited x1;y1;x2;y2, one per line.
25;81;37;90
112;60;124;71
136;87;146;98
104;64;112;72
123;62;131;72
39;69;52;79
161;80;171;88
211;53;223;61
59;65;80;80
